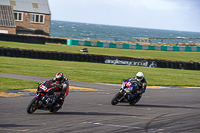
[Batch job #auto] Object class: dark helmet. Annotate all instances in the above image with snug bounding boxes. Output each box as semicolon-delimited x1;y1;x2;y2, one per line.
55;72;64;84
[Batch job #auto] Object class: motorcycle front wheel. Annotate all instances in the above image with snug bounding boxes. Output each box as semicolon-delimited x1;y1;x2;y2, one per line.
26;97;38;114
111;92;122;105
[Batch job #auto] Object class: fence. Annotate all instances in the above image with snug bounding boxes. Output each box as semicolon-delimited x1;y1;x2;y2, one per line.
0;33;199;51
67;39;200;52
133;37;200;44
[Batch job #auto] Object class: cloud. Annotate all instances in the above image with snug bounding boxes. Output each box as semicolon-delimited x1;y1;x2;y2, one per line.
48;0;200;32
130;0;188;11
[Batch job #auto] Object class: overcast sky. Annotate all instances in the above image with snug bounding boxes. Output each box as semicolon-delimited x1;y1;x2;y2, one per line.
48;0;200;32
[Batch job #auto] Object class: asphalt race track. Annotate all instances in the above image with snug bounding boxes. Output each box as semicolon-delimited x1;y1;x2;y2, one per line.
0;73;200;133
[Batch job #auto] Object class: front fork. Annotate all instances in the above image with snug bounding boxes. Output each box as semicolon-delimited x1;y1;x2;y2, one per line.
35;93;40;99
119;90;126;101
35;94;45;108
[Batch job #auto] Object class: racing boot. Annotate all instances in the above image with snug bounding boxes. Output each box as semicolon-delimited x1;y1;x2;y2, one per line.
55;97;64;108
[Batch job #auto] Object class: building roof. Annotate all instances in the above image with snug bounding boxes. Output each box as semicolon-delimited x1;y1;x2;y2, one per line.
0;5;16;27
0;0;51;14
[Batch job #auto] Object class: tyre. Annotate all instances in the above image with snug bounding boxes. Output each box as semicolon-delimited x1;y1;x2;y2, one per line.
49;106;60;113
26;97;38;114
111;92;122;105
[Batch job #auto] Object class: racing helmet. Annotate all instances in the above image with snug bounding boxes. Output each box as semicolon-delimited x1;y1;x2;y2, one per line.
55;72;64;84
136;72;144;82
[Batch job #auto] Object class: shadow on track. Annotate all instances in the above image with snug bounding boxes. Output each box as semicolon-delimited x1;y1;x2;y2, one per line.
0;124;39;128
31;111;143;117
117;104;200;110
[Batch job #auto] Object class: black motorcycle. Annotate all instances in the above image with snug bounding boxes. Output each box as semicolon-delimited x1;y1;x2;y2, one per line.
27;80;63;114
111;80;142;105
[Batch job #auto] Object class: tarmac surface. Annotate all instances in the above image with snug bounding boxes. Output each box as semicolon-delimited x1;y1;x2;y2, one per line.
0;73;200;133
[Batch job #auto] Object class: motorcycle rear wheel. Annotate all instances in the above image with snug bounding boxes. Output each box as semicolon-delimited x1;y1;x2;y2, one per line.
129;94;142;105
27;97;38;114
111;92;122;105
49;106;60;113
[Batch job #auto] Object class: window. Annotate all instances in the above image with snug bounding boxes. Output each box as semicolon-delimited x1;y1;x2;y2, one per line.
31;14;44;23
14;12;23;21
40;15;43;23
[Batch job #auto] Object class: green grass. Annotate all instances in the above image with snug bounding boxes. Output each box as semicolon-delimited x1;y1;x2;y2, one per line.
0;77;38;91
0;57;200;91
0;41;199;62
0;40;200;91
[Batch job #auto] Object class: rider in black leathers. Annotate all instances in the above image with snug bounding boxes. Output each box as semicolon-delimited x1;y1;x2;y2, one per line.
45;72;69;108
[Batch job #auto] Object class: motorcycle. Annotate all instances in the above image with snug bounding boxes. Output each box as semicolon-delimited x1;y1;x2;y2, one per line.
111;80;142;105
27;80;65;114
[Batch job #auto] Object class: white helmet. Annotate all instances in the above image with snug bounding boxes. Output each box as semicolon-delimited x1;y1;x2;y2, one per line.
136;72;144;81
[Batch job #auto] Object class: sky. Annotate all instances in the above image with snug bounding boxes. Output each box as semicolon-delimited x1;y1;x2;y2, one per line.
48;0;200;32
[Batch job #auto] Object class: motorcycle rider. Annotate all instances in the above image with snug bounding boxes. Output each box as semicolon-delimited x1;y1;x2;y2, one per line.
127;72;147;94
45;72;69;108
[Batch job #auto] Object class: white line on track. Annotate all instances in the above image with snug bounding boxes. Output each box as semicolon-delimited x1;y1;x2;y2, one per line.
95;83;121;86
82;122;142;129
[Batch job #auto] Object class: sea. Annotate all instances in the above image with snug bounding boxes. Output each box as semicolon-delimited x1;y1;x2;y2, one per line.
50;20;200;44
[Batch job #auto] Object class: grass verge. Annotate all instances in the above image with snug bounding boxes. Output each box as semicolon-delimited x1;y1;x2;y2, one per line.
0;56;200;91
0;77;38;91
